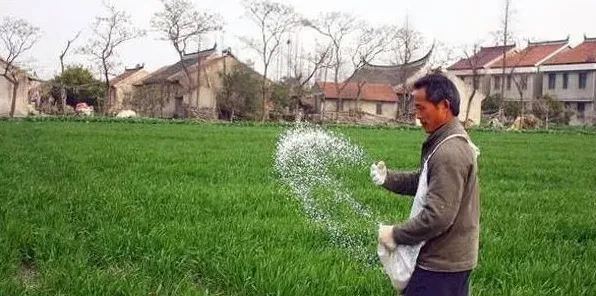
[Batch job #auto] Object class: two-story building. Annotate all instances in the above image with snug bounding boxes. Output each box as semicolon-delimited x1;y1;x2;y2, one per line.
447;44;516;95
540;36;596;125
487;38;570;106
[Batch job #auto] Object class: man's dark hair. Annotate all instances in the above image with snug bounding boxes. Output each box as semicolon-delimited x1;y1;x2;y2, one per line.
413;73;460;116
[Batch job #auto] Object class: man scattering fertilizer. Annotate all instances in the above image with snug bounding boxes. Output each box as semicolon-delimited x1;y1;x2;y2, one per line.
371;73;480;296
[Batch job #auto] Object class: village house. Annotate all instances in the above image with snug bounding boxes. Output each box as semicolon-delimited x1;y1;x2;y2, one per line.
108;64;149;114
308;51;430;123
0;57;40;117
447;44;517;95
540;36;596;125
311;47;484;125
131;45;243;119
311;81;399;120
486;38;569;105
449;36;596;125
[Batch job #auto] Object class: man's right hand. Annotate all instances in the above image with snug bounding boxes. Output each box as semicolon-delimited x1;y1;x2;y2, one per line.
370;161;387;186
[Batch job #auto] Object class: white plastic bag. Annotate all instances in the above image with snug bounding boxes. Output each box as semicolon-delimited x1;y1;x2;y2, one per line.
377;240;422;292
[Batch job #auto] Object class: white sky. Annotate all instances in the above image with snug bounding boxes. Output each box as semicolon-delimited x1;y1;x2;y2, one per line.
2;0;596;80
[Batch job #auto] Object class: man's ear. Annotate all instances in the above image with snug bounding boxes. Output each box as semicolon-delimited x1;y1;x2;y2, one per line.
440;99;450;112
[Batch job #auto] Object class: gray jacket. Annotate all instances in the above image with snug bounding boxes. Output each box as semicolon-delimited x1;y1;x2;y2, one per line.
383;118;480;272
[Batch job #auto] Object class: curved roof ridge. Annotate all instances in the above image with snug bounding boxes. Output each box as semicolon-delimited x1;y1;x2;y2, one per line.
361;43;434;69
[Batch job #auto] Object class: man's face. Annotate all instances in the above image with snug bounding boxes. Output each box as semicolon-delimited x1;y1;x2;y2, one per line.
413;88;450;134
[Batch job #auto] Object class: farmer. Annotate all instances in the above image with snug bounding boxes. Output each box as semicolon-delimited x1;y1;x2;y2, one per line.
370;73;480;296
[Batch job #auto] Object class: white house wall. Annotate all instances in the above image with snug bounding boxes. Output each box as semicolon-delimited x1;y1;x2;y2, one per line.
542;71;596;101
442;71;484;125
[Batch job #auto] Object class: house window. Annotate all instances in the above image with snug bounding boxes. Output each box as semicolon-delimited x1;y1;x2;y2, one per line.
376;103;383;115
563;73;568;89
494;76;501;89
548;73;556;89
472;77;479;89
578;102;586;120
507;75;512;90
579;72;588;89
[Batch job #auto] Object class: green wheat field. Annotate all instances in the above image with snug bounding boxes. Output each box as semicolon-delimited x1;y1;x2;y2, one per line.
1;120;595;295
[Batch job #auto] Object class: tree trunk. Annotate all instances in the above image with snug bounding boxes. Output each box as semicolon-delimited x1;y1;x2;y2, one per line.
465;88;477;127
103;59;110;115
356;82;365;118
520;94;525;129
196;38;202;108
61;86;67;115
9;81;19;118
499;0;510;120
261;67;268;122
230;109;234;122
546;105;549;129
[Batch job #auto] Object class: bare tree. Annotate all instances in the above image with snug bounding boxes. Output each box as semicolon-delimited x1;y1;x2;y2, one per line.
428;40;455;71
462;43;482;126
350;25;392;113
291;41;333;94
303;12;358;97
81;1;145;114
60;31;82;74
388;19;425;121
304;13;389;119
391;18;424;66
495;0;515;119
507;45;534;128
241;0;298;121
151;0;223;107
0;16;41;118
58;31;82;114
302;12;357;119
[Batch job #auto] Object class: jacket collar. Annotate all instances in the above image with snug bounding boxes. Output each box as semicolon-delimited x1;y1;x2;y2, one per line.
422;117;463;155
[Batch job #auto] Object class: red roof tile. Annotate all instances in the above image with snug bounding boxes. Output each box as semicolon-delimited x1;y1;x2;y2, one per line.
315;82;398;102
543;37;596;65
448;45;515;70
490;39;569;68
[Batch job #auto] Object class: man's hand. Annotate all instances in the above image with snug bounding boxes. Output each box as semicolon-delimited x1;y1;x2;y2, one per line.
378;224;397;251
370;161;387;185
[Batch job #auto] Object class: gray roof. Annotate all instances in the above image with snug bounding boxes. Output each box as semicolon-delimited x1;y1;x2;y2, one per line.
141;45;217;85
348;46;433;86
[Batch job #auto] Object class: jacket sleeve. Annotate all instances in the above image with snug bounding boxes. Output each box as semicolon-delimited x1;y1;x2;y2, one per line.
391;142;471;245
382;170;420;196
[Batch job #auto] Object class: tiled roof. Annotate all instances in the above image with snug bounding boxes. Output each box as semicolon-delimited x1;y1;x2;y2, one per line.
490;39;569;68
348;47;433;86
543;36;596;65
314;81;398;102
447;45;515;70
0;56;37;79
110;65;144;86
141;46;217;85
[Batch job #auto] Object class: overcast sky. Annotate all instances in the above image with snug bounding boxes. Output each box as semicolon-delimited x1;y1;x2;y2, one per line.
2;0;596;80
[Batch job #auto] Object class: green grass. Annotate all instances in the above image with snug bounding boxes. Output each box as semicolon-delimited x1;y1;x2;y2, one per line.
1;121;595;295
